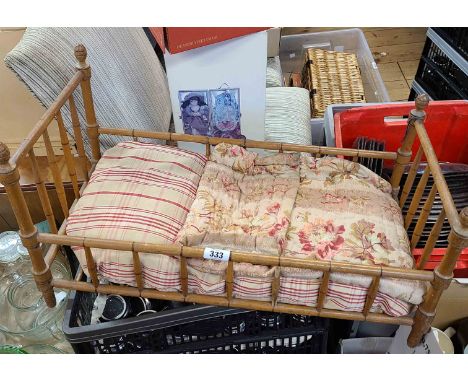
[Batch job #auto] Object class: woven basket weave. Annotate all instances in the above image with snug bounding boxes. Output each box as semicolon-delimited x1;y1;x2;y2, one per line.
301;48;366;118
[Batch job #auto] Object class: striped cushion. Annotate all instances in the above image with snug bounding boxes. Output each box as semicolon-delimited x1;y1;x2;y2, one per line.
66;141;206;289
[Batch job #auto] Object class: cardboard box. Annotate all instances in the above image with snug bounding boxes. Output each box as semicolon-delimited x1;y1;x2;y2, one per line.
164;27;269;54
432;279;468;329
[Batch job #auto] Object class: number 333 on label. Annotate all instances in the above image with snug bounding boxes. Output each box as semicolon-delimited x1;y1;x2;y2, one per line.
203;247;231;262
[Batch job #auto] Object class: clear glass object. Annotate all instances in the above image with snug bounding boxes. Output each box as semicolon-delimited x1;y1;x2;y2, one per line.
0;231;22;279
22;344;66;354
0;256;71;343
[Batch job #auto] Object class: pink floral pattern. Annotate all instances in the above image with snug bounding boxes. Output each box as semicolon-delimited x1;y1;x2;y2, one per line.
284;155;414;269
179;150;423;308
211;143;257;174
177;145;300;256
296;218;346;259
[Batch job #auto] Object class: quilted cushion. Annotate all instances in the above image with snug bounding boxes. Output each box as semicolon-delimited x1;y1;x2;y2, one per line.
66;141;206;289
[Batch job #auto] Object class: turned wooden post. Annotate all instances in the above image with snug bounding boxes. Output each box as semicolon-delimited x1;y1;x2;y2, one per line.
0;143;56;307
74;44;101;165
390;94;430;199
407;207;468;347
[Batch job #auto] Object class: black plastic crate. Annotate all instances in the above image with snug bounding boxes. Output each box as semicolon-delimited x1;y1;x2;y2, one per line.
432;27;468;62
63;290;329;354
413;38;468;100
386;164;468;248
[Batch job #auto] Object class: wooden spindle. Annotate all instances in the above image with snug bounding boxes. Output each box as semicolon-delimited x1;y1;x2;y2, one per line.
132;250;144;291
390;95;429;198
180;252;188;296
352;156;359;163
42;130;69;218
56;110;80;198
226;261;233;300
69;94;89;181
83;246;99;288
417;209;446;270
0;143;56;307
404;165;430;229
316;271;330;311
408;208;468;347
411;184;438;250
28;149;58;234
205;143;211;159
400;146;423;208
271;267;280;307
74;266;84;282
363;276;380;316
75;45;101;164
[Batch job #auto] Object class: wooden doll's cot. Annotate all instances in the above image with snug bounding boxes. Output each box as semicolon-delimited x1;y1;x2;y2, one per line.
0;45;466;347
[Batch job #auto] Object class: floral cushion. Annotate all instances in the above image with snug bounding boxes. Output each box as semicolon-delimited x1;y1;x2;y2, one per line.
280;155;425;307
210;143;258;174
176;145;301;297
177;146;300;255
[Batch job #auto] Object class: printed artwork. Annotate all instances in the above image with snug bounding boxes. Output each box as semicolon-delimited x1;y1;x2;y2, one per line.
178;88;243;139
178;91;210;136
210;89;242;139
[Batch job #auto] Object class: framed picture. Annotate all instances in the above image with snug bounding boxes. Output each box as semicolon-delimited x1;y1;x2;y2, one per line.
209;88;244;139
178;90;210;136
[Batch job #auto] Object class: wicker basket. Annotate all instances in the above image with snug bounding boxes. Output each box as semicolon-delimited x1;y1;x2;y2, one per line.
302;48;366;117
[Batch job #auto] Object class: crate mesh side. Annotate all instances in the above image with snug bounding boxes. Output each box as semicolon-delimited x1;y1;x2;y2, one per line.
66;290;328;354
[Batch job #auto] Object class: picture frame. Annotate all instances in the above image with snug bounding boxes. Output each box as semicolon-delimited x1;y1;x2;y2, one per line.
178;90;210;136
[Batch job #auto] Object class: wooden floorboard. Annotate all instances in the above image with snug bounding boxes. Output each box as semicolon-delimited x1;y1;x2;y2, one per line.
398;60;420;80
377;62;407;83
363;28;426;47
386;80;412;102
372;42;425;65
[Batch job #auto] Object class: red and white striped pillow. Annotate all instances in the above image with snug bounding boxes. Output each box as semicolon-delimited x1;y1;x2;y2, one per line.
66;141;206;289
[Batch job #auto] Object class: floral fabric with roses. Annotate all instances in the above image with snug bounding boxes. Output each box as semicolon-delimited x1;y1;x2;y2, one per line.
176;145;426;315
176;143;301;300
284;155;411;266
176;143;301;255
280;155;426;311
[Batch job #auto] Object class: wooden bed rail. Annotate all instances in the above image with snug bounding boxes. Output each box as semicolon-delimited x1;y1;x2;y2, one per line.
37;233;435;282
97;127;398;161
9;71;84;165
388;94;468;347
0;44;98;308
0;44;466;348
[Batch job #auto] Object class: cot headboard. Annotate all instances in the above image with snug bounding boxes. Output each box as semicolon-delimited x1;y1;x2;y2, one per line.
0;44;96;308
0;45;466;348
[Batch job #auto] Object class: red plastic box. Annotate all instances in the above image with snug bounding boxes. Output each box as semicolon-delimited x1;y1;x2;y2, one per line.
334;100;468;277
334;100;468;165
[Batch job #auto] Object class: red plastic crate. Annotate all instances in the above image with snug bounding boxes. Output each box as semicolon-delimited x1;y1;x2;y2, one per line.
334;100;468;165
334;100;468;275
412;249;468;278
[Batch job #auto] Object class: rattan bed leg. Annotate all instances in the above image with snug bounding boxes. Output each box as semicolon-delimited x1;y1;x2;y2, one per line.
0;143;56;307
390;95;429;199
74;45;101;166
407;207;468;347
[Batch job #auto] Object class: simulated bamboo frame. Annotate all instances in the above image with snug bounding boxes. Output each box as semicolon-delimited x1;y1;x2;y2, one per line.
0;45;467;348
